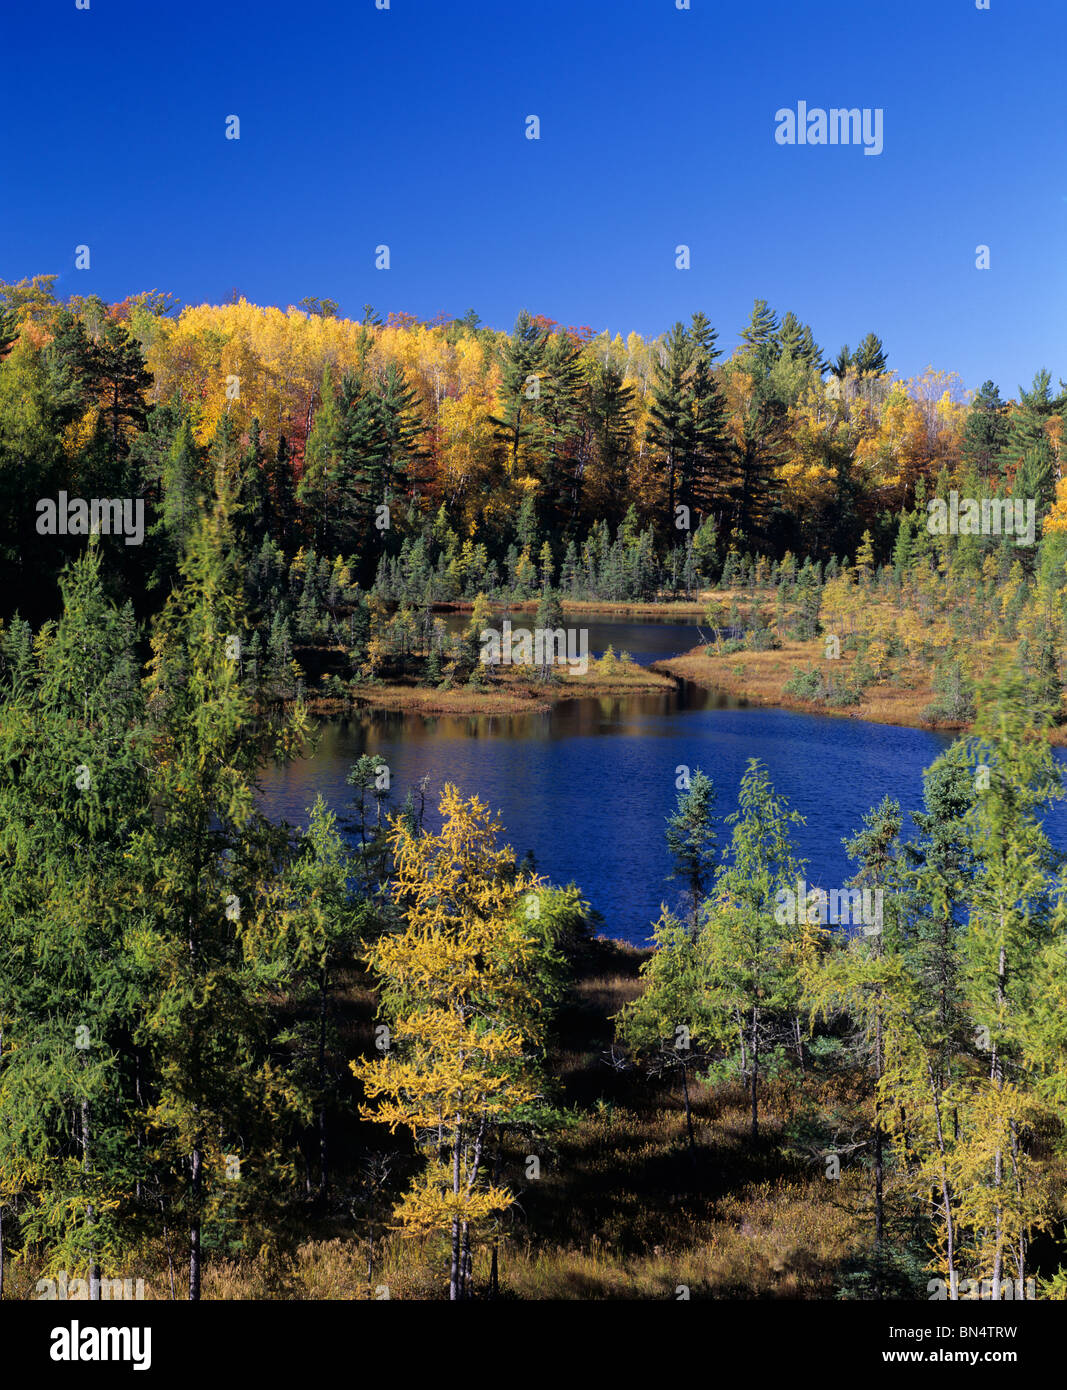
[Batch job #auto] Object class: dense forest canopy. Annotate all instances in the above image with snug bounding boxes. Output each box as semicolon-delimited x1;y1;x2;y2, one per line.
3;274;1064;635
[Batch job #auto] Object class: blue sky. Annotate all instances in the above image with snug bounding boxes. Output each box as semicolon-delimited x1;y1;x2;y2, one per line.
2;0;1064;394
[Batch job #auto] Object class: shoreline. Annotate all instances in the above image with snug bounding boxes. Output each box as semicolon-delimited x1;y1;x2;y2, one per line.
431;598;712;619
301;622;1067;745
651;643;1067;746
305;663;677;718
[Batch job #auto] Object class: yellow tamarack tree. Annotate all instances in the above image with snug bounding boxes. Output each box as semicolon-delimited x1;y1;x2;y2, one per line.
352;784;550;1300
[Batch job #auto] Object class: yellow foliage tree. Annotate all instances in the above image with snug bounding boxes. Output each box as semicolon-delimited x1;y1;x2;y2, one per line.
352;785;548;1299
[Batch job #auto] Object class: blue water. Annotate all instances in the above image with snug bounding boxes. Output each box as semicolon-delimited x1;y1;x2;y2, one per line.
438;610;707;666
259;618;1067;946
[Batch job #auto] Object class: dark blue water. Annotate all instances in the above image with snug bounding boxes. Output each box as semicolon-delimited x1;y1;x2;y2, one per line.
439;611;706;666
259;617;1067;946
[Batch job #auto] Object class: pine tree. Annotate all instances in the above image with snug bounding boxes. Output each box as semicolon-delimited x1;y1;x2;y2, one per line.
802;795;912;1292
854;333;888;376
646;322;695;527
615;907;714;1153
154;416;201;584
266;796;366;1199
962;381;1010;482
298;365;344;552
739;298;780;351
701;759;806;1141
586;357;636;527
135;479;309;1299
0;544;148;1296
535;330;586;537
664;769;717;932
490;311;548;479
830;345;853;380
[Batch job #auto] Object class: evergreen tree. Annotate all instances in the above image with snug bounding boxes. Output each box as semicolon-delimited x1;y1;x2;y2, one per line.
739;298;780;351
664;769;717;932
700;760;806;1141
135;479;309;1299
268;796;366;1199
962;381;1010;482
0;545;148;1296
490;311;548;479
298;365;344;552
854;333;888;376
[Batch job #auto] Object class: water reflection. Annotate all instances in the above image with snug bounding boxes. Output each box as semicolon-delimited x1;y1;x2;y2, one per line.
259;615;1067;946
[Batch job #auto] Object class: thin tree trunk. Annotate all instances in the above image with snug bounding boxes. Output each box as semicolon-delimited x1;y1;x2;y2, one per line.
460;1112;488;1299
460;1222;472;1299
680;1063;695;1153
489;1141;502;1300
318;963;329;1198
990;941;1007;1301
161;1202;176;1301
927;1058;956;1299
449;1119;461;1301
81;1097;101;1301
749;1006;759;1143
134;1046;144;1203
189;1142;202;1301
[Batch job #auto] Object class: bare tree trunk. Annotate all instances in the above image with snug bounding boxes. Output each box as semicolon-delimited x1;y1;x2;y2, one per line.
449;1119;461;1301
928;1059;956;1299
460;1222;472;1299
81;1097;101;1301
489;1141;502;1300
189;1143;202;1301
460;1113;488;1299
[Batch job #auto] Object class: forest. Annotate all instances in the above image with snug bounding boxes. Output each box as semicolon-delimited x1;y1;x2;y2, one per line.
1;276;1066;1301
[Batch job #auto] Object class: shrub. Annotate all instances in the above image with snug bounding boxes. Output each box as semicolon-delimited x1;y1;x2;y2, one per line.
920;658;975;724
784;666;823;700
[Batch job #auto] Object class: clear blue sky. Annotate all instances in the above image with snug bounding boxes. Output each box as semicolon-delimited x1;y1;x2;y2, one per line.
3;0;1064;395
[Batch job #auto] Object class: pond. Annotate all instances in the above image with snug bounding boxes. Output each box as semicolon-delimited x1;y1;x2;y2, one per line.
259;615;1066;946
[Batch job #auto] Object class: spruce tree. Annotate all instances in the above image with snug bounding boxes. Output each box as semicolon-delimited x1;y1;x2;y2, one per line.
700;759;806;1141
664;769;717;933
135;479;309;1299
854;333;888;376
0;545;148;1296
